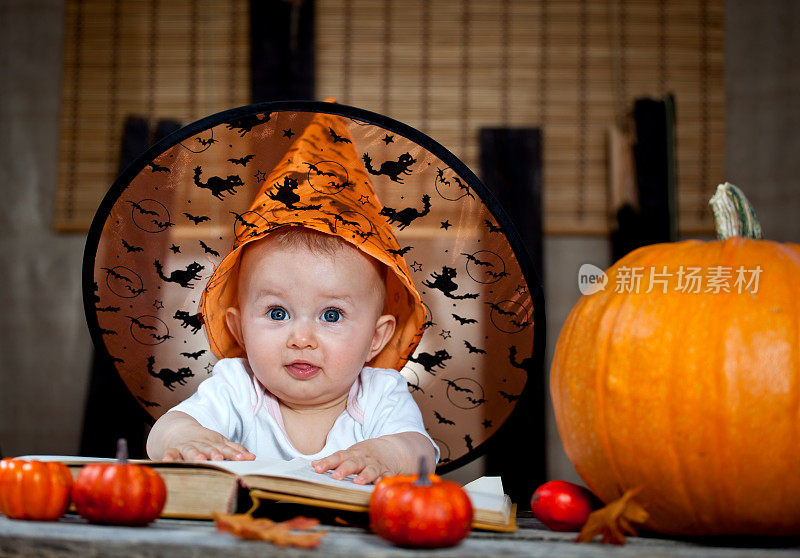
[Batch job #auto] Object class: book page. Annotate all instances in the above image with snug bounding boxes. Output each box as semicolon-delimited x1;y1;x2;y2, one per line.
206;457;373;493
463;476;509;514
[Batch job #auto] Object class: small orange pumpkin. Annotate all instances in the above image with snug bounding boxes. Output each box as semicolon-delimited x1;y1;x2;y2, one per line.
369;459;472;548
551;183;800;535
72;439;166;526
0;458;73;521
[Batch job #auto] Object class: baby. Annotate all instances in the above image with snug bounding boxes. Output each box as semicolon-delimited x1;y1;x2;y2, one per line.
147;226;438;484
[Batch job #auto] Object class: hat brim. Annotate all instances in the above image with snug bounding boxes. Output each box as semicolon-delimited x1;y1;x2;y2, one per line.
84;101;544;473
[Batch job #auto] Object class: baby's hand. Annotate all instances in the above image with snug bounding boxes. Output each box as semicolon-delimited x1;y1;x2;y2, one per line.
313;433;437;484
162;431;255;462
312;437;405;485
148;410;256;462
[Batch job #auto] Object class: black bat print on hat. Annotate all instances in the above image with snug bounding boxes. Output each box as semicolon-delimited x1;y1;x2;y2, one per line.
198;241;220;258
451;313;476;325
128;315;170;346
441;378;472;393
100;266;144;298
328;127;352;144
435;167;475;201
122;239;144;253
137;396;161;408
444;378;485;410
433;411;455;425
127;199;172;233
228;154;255;166
147;161;171;173
183;212;211;225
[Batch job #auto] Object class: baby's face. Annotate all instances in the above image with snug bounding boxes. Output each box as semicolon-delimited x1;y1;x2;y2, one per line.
226;238;395;411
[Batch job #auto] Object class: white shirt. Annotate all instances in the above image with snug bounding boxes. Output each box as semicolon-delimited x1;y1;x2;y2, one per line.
169;358;439;462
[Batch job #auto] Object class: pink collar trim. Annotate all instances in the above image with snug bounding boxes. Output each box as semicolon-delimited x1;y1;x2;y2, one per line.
250;374;365;437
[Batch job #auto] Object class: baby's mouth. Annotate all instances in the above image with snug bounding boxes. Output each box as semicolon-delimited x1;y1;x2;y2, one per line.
285;361;321;380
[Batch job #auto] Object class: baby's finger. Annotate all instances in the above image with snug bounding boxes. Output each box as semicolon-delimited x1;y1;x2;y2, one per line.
199;444;227;461
218;442;253;461
180;447;208;461
224;442;256;460
353;463;382;485
161;448;183;462
330;456;366;480
179;444;218;461
312;451;347;473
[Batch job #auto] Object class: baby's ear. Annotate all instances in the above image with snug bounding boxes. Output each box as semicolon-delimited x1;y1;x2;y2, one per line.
367;313;396;361
225;307;245;350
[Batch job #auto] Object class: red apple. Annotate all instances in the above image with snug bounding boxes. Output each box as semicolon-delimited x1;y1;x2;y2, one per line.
531;480;598;531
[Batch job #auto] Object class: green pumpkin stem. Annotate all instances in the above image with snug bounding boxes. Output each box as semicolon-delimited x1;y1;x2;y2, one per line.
415;457;432;486
116;438;129;464
708;182;763;240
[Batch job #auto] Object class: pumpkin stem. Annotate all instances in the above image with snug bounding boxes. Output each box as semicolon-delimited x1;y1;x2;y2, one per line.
116;438;129;464
414;457;432;486
708;182;763;240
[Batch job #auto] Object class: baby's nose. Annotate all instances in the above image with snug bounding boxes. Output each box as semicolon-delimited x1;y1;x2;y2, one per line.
287;319;317;349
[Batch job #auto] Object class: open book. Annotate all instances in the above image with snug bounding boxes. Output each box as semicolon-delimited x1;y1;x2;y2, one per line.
21;456;515;531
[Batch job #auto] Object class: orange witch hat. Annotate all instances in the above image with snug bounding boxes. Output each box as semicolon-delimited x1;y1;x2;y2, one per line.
199;110;427;370
86;100;542;472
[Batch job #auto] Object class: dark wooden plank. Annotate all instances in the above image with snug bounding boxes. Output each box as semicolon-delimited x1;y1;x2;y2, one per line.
612;95;677;262
479;127;546;510
633;96;676;245
250;0;315;102
154;119;183;143
117;116;150;174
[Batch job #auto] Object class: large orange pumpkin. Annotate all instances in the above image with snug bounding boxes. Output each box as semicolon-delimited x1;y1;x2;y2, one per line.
551;183;800;536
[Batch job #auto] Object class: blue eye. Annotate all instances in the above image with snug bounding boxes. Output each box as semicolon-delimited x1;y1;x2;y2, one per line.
268;307;288;321
322;309;341;323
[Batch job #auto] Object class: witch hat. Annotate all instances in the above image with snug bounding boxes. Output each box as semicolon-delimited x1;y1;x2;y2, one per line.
199;108;426;372
85;101;543;472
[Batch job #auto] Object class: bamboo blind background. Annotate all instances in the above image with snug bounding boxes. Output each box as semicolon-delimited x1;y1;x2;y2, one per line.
54;0;250;232
55;0;724;234
316;0;725;234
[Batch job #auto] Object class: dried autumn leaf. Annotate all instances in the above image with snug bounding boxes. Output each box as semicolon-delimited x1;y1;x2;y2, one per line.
212;512;326;548
213;512;274;535
575;488;649;545
280;516;322;530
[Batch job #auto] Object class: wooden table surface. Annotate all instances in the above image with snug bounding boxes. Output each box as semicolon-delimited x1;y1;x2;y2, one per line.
2;514;800;557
